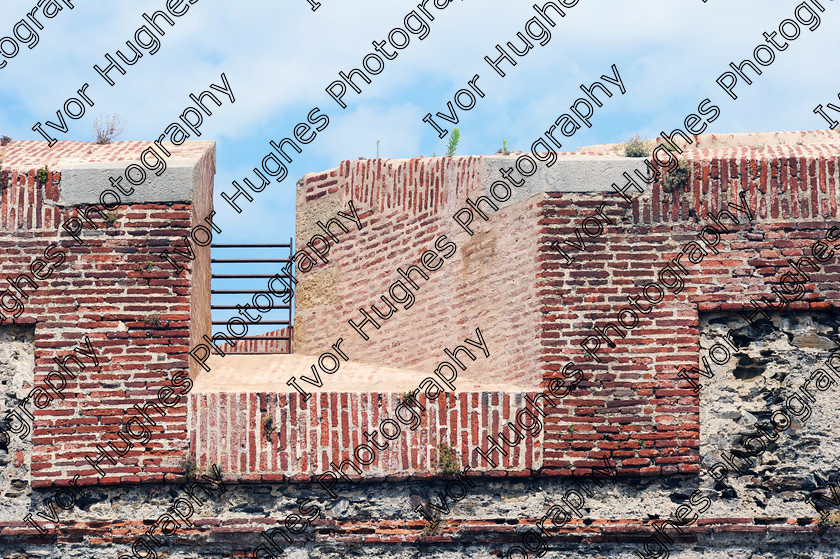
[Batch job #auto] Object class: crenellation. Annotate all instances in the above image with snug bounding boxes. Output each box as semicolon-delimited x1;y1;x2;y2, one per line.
3;133;840;555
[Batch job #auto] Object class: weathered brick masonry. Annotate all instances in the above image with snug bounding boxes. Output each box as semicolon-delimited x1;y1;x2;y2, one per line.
0;140;214;487
538;142;840;476
283;135;840;478
294;155;544;391
189;391;545;479
2;133;840;557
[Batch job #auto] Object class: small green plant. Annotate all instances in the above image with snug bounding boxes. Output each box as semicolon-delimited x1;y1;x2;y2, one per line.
431;152;437;158
624;134;650;158
640;440;646;449
144;313;162;327
502;139;510;155
661;159;691;193
403;390;416;404
0;146;6;190
36;166;49;185
818;509;840;526
568;425;575;434
142;259;154;271
183;456;197;478
93;113;126;144
422;511;443;536
436;442;460;476
104;212;119;226
446;128;460;157
264;416;275;441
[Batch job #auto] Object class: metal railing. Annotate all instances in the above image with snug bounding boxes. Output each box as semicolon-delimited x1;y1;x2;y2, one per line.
210;240;294;352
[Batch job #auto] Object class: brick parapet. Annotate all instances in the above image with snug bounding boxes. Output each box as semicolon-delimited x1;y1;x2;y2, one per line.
0;141;214;484
630;151;840;225
293;143;840;478
294;156;543;389
214;327;293;354
188;390;544;478
536;146;840;472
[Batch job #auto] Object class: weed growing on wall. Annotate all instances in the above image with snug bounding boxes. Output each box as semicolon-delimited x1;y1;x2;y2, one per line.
436;443;460;476
662;159;691;193
446;128;460;157
93;113;126;144
423;511;443;536
624;133;650;157
36;166;49;185
0;143;6;191
819;510;840;527
264;416;275;441
183;456;197;478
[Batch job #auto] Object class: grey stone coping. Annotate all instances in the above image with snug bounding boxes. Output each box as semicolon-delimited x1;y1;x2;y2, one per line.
57;158;206;206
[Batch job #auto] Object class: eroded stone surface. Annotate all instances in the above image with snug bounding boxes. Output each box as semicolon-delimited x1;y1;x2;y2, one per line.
0;325;34;519
700;311;840;516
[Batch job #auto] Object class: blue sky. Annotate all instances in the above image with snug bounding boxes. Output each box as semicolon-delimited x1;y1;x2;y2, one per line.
1;0;838;332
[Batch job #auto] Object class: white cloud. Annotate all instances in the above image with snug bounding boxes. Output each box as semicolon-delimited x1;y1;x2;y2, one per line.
1;0;838;242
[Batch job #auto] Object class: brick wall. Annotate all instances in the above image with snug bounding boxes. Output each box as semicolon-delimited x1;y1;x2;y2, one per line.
0;141;214;486
295;157;544;389
216;327;293;354
537;145;840;474
3;136;840;558
189;391;543;479
3;140;838;488
291;142;840;477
